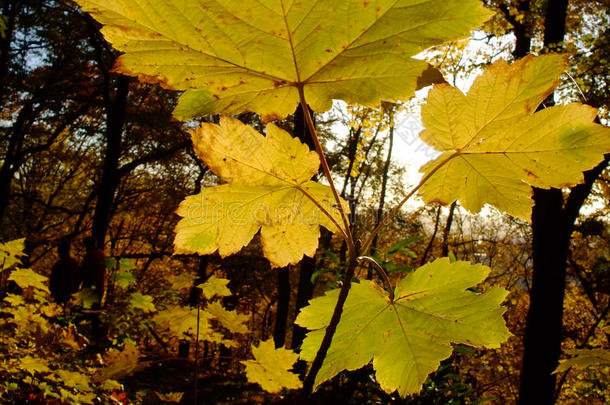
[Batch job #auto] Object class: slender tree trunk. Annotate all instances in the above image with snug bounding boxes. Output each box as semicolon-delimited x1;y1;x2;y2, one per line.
91;75;130;247
441;201;457;257
516;1;609;404
273;266;290;348
290;104;318;349
368;124;394;278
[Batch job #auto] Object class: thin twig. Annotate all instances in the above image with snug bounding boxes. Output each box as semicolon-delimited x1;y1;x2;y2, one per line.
297;86;355;255
362;152;460;253
358;256;394;301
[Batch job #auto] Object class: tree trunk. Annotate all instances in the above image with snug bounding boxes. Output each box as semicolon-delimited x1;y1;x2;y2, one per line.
91;75;130;247
290;104;319;349
516;1;608;404
273;266;290;348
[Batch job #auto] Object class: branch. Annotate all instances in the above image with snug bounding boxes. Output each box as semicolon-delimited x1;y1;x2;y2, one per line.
117;140;191;178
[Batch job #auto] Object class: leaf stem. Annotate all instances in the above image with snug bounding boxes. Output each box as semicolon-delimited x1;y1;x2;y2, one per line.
361;152;459;254
297;185;351;242
358;255;394;301
297;86;355;255
302;252;358;394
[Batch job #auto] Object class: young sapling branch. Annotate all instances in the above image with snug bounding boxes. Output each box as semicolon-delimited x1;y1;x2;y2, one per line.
358;255;394;301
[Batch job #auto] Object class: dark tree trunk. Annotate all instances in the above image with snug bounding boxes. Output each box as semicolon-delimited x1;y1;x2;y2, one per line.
273;266;291;348
516;1;608;404
292;255;316;348
290;104;319;349
91;75;130;247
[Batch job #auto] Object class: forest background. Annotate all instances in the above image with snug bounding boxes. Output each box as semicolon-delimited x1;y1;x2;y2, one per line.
0;0;609;404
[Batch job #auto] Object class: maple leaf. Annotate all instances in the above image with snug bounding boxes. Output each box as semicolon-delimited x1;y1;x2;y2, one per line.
74;0;493;121
0;238;25;269
206;301;249;334
418;54;610;219
8;268;49;292
129;292;157;313
153;305;212;338
554;348;610;373
168;272;198;291
19;356;51;375
155;392;184;403
296;258;510;396
55;370;92;392
198;275;231;300
97;342;141;381
174;117;347;267
241;339;302;393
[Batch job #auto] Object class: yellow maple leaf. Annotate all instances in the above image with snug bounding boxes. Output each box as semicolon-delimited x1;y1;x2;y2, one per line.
55;370;92;392
8;268;49;292
418;54;610;219
155;392;184;403
241;340;301;394
0;238;25;269
97;342;141;381
168;272;198;291
197;276;231;300
174;117;348;267
153;305;212;338
73;0;493;120
19;355;51;375
205;301;249;334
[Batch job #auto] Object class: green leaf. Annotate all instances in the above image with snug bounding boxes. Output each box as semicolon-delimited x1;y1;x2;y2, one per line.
241;340;302;394
197;275;231;300
129;292;157;313
74;0;493;120
387;237;421;255
174;117;347;268
119;258;136;270
8;268;49;292
418;54;610;219
113;270;136;288
296;258;510;397
554;348;610;373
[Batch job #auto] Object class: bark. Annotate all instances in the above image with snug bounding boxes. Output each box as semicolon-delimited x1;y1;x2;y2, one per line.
441;201;457;257
273;266;290;348
91;74;130;247
291;104;318;349
517;1;609;404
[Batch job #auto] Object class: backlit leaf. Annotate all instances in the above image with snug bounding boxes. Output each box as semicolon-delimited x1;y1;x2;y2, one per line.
241;339;301;393
8;268;49;292
206;301;249;334
73;0;492;120
113;270;136;288
296;258;510;396
418;54;610;219
174;117;347;267
554;348;610;373
129;292;157;313
0;238;25;269
198;276;231;300
153;305;212;338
